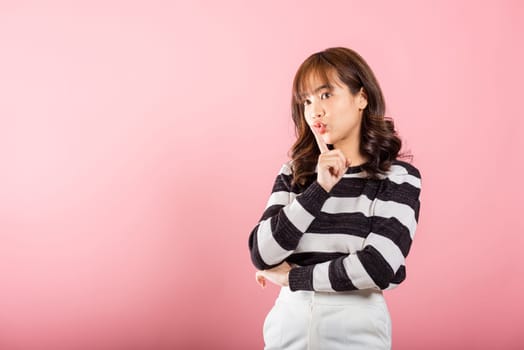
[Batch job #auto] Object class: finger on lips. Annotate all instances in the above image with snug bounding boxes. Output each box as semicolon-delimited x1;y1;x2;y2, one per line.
310;123;329;154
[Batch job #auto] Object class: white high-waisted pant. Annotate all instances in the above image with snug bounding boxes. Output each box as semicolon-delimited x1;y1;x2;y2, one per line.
263;287;391;350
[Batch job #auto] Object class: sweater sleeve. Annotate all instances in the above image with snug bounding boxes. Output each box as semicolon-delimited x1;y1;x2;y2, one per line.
248;162;330;270
288;164;422;292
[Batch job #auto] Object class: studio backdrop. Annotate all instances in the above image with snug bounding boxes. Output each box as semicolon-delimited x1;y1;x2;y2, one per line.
1;1;522;349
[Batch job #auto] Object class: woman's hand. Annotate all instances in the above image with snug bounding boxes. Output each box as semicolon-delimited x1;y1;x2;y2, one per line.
255;262;292;288
310;125;350;193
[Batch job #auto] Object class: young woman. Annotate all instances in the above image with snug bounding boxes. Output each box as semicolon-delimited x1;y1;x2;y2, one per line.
248;47;422;349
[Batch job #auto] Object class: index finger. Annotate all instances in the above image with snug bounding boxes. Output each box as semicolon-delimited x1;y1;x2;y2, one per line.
310;124;329;154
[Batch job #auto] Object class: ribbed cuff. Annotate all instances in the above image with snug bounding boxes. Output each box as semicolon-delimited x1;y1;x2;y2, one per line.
296;181;330;216
289;265;315;291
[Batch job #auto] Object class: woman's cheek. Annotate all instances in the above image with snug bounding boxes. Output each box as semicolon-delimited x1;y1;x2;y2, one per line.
304;113;313;126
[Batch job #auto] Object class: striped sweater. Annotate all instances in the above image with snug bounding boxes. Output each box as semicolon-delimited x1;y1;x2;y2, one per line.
248;159;421;292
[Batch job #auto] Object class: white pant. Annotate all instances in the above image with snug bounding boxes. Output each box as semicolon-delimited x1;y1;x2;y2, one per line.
263;287;391;350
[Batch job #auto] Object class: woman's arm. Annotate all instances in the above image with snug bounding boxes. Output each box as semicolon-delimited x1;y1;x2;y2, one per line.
248;163;330;270
288;166;422;292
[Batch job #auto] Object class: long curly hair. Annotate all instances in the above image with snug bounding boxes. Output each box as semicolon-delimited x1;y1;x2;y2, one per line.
289;47;410;188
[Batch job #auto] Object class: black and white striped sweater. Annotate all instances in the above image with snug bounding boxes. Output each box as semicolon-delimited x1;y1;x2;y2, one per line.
248;159;421;292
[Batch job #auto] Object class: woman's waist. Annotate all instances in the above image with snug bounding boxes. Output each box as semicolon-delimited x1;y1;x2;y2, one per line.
277;286;386;306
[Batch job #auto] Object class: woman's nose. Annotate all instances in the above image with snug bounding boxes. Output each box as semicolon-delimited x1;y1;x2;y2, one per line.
312;103;324;118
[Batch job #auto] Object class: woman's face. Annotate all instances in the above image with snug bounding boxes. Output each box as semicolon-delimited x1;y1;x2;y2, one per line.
302;71;367;148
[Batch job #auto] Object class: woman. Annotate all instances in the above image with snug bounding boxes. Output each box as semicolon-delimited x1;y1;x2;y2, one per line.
248;47;422;349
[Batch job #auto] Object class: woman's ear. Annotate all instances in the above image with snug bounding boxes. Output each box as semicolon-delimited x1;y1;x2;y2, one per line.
358;87;368;110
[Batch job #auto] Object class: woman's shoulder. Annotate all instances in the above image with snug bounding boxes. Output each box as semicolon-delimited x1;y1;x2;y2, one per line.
277;160;294;176
279;158;308;176
386;159;421;180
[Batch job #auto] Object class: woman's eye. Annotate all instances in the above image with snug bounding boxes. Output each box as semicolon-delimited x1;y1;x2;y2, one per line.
321;92;331;99
303;99;311;106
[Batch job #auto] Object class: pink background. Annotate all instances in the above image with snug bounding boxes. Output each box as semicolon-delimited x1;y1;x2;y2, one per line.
1;1;523;349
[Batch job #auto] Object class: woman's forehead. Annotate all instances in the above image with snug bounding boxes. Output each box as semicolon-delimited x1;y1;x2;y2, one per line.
298;69;343;96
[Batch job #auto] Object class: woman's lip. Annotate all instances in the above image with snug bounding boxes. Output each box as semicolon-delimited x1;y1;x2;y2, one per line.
313;122;327;134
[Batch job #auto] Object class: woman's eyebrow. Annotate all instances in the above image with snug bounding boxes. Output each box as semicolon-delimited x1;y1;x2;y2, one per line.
300;84;333;99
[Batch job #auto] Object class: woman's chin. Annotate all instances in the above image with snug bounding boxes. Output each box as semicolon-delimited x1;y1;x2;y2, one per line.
322;135;334;145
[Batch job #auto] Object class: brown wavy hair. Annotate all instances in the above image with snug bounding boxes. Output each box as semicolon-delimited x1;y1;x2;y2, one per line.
289;47;410;188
